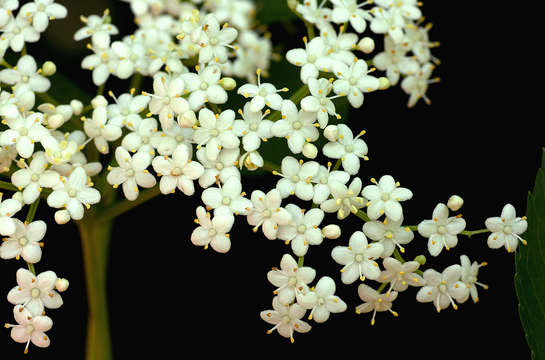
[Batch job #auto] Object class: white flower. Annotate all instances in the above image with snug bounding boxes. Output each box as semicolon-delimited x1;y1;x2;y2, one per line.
362;175;412;221
107;91;150;131
201;176;252;216
152;144;204;195
155;122;194;156
355;284;398;325
369;7;405;43
209;0;254;30
81;39;120;86
195;14;238;64
0;13;40;52
332;59;379;108
83;106;123;154
418;203;466;257
377;257;423;293
247;189;292;240
19;0;67;32
0;219;45;263
301;77;342;129
121;0;164;16
0;192;22;236
74;11;119;48
330;0;373;33
46;166;100;220
271;100;319;154
485;203;528;252
237;69;286;112
297;276;347;323
267;253;316;305
121;117;161;155
181;63;227;110
7;268;63;316
320;177;366;220
362;216;414;257
0;112;49;158
4;305;52;354
260;296;311;343
278;204;325;256
10;152;60;204
232;103;273;152
146;73;190;130
0;145;17;172
0;1;18;28
401;63;439;108
296;0;332;29
319;24;358;66
107;147;156;201
374;0;422;21
0;55;50;95
190;205;234;253
193;108;239;160
37;102;73;129
40;135;78;165
323;124;368;175
372;35;419;86
331;231;383;284
111;36;149;78
196;147;240;188
286;36;330;84
416;265;469;312
459;255;488;303
0;89;22;120
274;156;319;201
311;164;350;205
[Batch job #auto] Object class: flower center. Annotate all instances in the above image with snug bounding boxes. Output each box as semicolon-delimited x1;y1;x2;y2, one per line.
126;169;135;177
307;54;316;63
208;228;217;236
25;324;35;334
437;225;447;234
503;225;513;234
122;108;130;116
200;82;208;90
292;121;302;130
209;37;218;46
162;97;171;105
320;98;328;105
282;315;291;324
31;173;40;182
31;288;40;298
320;177;328;184
288;276;297;286
21;75;29;83
249;123;258;131
171;167;183;176
297;224;307;234
210;129;219;137
381;193;390;201
130;54;138;62
221;196;231;205
12;26;21;34
439;284;447;293
290;175;300;183
317;297;325;306
345;144;354;152
175;135;184;142
18;237;28;246
37;3;46;11
349;77;358;86
68;189;77;197
355;254;364;262
384;231;393;239
261;209;272;218
141;136;150;144
19;127;29;136
258;88;268;97
215;163;224;170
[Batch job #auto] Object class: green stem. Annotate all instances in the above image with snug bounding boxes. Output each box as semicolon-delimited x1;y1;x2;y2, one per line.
97;84;105;96
129;73;143;93
95;186;162;223
298;256;304;267
262;160;280;173
0;180;18;192
269;84;310;121
25;199;40;275
377;282;388;294
77;216;113;360
37;92;60;106
355;209;370;222
461;229;489;237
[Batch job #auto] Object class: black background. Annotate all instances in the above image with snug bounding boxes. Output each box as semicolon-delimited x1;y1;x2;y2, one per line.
1;0;541;359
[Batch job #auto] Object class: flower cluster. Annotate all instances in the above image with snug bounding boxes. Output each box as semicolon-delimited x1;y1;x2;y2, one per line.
0;0;529;351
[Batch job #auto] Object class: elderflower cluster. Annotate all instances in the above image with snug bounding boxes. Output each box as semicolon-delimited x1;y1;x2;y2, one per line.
0;0;529;351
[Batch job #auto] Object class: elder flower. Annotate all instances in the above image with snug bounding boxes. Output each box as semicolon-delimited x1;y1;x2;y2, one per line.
322;124;368;175
377;257;423;293
332;59;379;108
237;69;286;112
106;147;156;201
320;177;365;220
274;156;319;201
10;153;60;204
260;296;311;343
4;305;53;354
201;176;252;216
362;175;413;222
146;73;189;130
181;63;227;110
192;108;239;161
190;206;234;253
362;216;414;257
0;219;46;263
418;203;466;257
459;255;488;303
267;253;316;305
246;189;292;240
416;265;469;312
0;194;22;236
297;276;347;323
278;205;325;256
232;102;273;152
485;203;528;253
152;144;204;195
19;0;68;33
7;268;63;316
355;284;398;325
271;100;319;155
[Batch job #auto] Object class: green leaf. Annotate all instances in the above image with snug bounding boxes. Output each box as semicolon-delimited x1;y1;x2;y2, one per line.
515;147;545;360
255;0;297;24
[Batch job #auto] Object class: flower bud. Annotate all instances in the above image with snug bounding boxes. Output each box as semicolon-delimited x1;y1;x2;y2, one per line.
414;255;427;266
55;278;69;292
70;100;84;115
287;0;299;12
42;61;57;76
323;125;339;142
91;95;108;109
218;77;237;91
322;224;341;239
47;114;65;129
302;143;318;159
178;110;197;128
378;77;390;90
243;153;259;171
447;195;464;211
54;210;71;225
358;37;375;54
12;191;24;204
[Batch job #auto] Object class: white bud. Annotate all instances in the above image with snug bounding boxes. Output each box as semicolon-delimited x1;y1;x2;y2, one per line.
358;37;375;54
11;191;24;204
54;210;71;225
287;0;299;11
302;143;318;159
447;195;464;211
55;278;69;292
218;77;236;91
378;77;390;90
47;114;65;129
322;224;341;239
323;125;339;142
42;61;57;76
91;95;108;109
70;100;84;115
178;110;197;128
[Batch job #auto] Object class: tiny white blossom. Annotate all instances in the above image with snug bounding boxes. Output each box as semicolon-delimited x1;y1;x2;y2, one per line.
0;55;50;96
355;283;398;325
485;203;528;252
331;231;383;284
19;0;68;32
377;257;423;293
181;63;227;110
401;63;439;108
296;0;332;29
274;156;319;201
121;117;161;155
320;177;366;220
267;253;316;305
332;59;379;108
192;108;239;161
0;192;23;236
0;219;45;263
107;91;150;130
311;164;350;205
418;203;466;257
246;189;292;240
190;205;234;253
152;144;204;195
330;0;373;33
237;69;286;112
0;13;40;52
195;14;238;64
74;11;119;48
297;276;347;323
362;216;414;257
416;265;469;312
107;147;156;201
301;77;342;129
286;36;330;84
362;175;412;221
81;38;120;86
459;255;488;303
10;152;60;204
4;305;53;354
277;204;325;256
232;103;273;152
7;268;63;316
323;124;368;175
146;73;190;130
271;100;319;154
0;112;49;158
196;147;240;188
373;35;419;86
83;106;123;154
201;176;252;216
369;6;405;43
260;296;311;343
